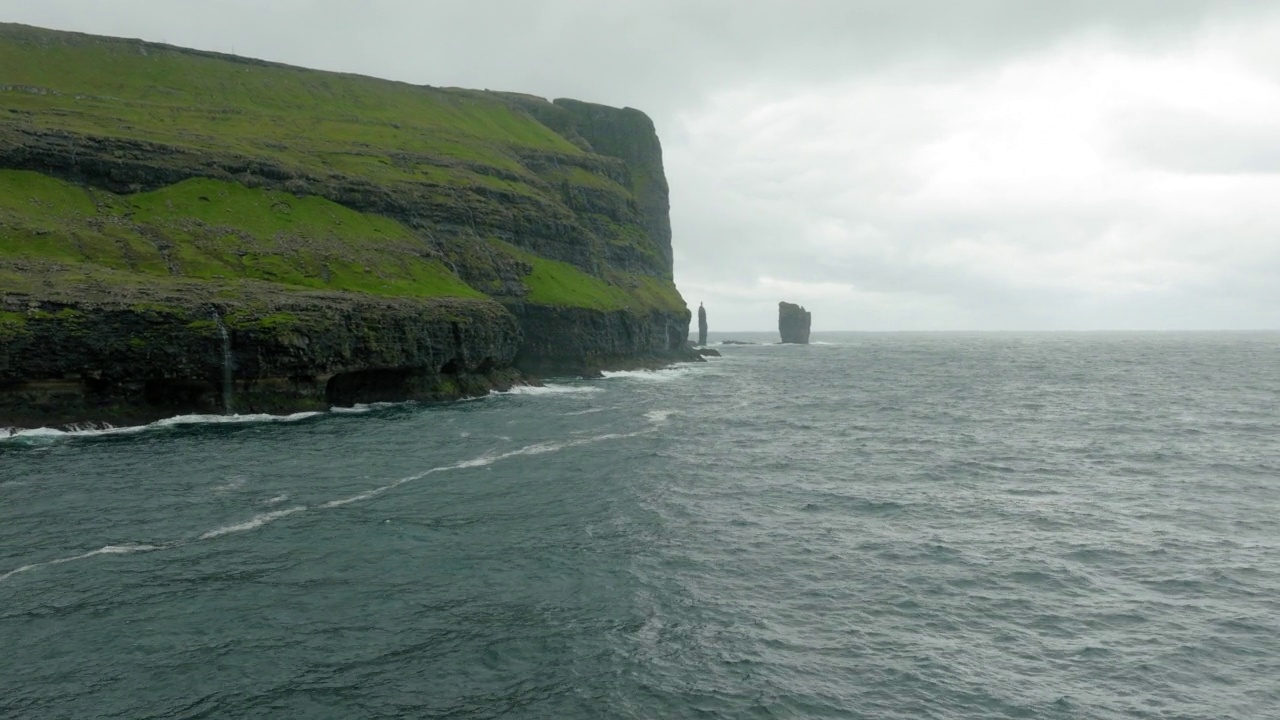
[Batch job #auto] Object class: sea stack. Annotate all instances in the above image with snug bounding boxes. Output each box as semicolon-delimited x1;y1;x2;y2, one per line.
697;303;708;346
778;302;812;344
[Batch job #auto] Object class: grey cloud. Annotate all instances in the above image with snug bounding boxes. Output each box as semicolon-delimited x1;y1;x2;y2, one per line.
1114;108;1280;174
3;1;1272;112
4;1;1280;329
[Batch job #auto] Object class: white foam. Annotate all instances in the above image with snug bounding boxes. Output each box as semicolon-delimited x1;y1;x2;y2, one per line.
645;410;677;424
563;407;605;416
1;411;325;444
329;401;408;415
496;384;602;396
321;489;386;509
1;424;147;441
212;476;247;493
200;506;306;540
263;494;290;506
600;367;694;382
0;544;163;583
154;412;324;427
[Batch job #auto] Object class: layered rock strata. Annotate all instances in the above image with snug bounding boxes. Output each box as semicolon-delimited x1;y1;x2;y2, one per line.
0;23;696;428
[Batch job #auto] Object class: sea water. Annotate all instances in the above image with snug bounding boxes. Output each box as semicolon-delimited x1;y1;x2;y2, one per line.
2;333;1278;718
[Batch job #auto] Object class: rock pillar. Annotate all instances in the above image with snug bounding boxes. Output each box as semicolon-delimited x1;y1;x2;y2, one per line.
778;302;811;344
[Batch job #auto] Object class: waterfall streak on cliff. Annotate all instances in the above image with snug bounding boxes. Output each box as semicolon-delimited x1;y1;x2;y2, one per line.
213;311;234;415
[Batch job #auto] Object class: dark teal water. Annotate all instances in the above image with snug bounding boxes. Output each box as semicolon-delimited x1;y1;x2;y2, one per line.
3;333;1279;719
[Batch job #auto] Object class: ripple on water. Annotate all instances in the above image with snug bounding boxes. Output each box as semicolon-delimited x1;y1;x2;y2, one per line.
4;334;1280;718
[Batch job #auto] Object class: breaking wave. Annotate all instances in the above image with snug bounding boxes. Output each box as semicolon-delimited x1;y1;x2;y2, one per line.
600;367;697;382
1;412;325;445
494;384;602;396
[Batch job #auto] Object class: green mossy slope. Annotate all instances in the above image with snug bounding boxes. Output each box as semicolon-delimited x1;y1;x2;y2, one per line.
0;22;686;313
0;170;480;299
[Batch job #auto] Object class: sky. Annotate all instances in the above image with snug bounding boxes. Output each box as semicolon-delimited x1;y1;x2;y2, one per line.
4;1;1280;330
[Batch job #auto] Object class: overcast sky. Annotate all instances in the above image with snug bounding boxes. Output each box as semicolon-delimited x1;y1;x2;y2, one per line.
5;1;1280;330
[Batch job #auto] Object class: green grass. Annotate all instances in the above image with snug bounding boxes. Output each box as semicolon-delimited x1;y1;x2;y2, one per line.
0;23;584;192
223;311;300;331
0;24;687;316
0;170;481;299
492;239;685;313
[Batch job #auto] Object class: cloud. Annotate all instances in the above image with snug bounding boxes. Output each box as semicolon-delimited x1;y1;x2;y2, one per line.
670;24;1280;329
4;0;1280;329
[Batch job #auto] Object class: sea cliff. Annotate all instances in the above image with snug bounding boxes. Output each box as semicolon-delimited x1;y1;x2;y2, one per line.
0;23;694;428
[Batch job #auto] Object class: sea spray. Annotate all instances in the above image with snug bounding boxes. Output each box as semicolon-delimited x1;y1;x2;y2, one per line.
212;309;234;414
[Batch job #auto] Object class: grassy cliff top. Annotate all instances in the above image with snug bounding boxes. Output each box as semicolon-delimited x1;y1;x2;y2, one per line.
0;23;583;185
0;23;685;317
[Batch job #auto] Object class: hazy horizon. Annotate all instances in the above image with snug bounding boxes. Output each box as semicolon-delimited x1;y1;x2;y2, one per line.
4;1;1278;331
700;328;1280;336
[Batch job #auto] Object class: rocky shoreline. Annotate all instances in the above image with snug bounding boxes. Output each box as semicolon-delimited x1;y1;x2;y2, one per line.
0;291;700;431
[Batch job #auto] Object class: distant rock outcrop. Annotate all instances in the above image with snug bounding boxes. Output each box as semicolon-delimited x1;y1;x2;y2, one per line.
697;303;708;346
778;302;812;344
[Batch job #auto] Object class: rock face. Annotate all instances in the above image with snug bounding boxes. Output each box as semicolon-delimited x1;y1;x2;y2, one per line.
0;23;697;429
0;282;523;427
778;302;812;344
697;303;708;346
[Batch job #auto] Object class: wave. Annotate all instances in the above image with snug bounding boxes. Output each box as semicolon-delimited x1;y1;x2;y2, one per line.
0;417;663;584
0;543;164;583
1;411;325;445
200;506;307;540
329;401;410;415
600;367;696;382
494;384;602;396
1;379;612;445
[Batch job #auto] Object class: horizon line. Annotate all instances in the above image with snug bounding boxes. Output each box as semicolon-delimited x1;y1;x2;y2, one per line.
697;328;1280;334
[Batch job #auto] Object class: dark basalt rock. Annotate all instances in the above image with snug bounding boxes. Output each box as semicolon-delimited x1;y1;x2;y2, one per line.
0;284;522;428
697;303;708;346
506;303;697;377
779;302;812;344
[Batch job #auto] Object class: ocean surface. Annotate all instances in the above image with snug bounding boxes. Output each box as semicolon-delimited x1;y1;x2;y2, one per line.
2;332;1278;719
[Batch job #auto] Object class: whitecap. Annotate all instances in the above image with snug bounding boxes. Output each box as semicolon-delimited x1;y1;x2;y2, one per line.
154;412;324;427
1;411;325;445
321;489;388;509
645;410;677;424
0;544;164;583
200;506;307;540
329;401;408;415
495;384;602;396
600;368;695;382
212;477;247;493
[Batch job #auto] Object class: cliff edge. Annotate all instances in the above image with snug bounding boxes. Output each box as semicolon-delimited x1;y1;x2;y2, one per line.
0;23;694;428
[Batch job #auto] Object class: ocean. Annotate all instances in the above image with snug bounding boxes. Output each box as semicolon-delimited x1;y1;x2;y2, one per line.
2;332;1278;719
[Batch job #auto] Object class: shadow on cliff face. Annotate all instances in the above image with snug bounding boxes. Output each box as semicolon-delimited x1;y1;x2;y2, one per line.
324;363;512;408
